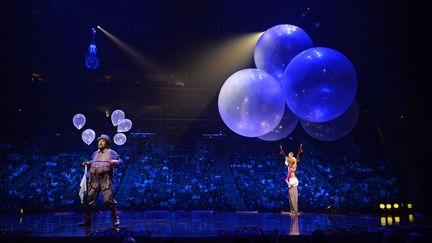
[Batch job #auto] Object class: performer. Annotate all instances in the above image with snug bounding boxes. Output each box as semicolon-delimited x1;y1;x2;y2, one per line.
280;144;302;184
78;134;123;228
284;152;298;185
280;144;303;213
288;171;299;214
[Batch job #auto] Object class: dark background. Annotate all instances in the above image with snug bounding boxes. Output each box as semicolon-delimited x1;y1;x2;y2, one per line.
1;0;429;212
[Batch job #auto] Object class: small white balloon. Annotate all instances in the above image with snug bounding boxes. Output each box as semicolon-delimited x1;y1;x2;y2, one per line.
114;133;127;146
73;114;86;130
111;109;125;126
117;119;132;132
81;129;96;145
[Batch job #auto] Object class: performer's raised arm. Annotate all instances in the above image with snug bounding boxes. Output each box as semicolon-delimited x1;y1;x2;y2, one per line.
279;145;285;157
296;144;304;162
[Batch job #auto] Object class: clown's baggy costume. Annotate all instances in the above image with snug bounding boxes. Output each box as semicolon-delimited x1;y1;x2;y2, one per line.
79;134;123;227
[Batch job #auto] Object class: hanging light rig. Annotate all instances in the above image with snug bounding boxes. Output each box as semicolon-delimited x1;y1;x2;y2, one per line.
85;27;100;69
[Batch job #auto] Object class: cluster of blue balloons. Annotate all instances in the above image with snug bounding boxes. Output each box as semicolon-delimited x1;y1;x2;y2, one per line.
72;109;133;146
218;24;358;142
110;109;133;145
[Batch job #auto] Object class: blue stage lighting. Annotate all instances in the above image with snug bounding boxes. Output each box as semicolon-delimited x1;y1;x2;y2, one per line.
85;27;100;69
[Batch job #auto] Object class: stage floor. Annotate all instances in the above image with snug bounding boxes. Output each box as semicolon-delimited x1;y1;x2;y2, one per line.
0;211;419;238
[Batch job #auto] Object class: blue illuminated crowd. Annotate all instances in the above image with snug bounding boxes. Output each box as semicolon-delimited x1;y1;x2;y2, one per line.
0;141;397;214
229;152;397;213
124;150;230;210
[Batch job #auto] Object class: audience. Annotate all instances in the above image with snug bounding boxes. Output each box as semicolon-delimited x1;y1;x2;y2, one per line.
0;141;398;214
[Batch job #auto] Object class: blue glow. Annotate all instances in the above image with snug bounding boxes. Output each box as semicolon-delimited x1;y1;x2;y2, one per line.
85;28;100;69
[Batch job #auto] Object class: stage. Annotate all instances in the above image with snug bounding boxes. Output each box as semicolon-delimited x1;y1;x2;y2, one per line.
1;211;429;242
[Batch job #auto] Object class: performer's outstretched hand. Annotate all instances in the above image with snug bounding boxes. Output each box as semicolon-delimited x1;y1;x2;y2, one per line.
81;161;91;168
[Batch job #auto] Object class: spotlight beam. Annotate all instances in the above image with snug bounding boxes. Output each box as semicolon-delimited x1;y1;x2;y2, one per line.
98;26;161;72
186;32;264;117
188;32;263;77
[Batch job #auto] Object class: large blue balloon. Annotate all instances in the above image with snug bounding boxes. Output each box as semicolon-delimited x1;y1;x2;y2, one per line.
281;47;358;122
258;105;299;141
218;69;285;137
300;101;359;142
254;24;313;80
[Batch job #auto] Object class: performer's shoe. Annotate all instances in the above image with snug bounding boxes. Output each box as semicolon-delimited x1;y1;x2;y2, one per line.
78;207;92;227
113;217;120;228
108;204;120;228
78;217;92;227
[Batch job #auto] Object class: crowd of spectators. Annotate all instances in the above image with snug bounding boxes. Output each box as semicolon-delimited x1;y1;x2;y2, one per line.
0;149;129;213
125;149;230;210
229;152;397;213
0;143;397;214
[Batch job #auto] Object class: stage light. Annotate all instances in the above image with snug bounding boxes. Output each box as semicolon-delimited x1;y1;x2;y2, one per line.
379;204;385;210
407;203;413;209
386;204;391;209
380;216;386;226
393;203;399;209
97;25;101;29
387;216;393;225
408;214;414;222
395;216;400;223
85;28;100;69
